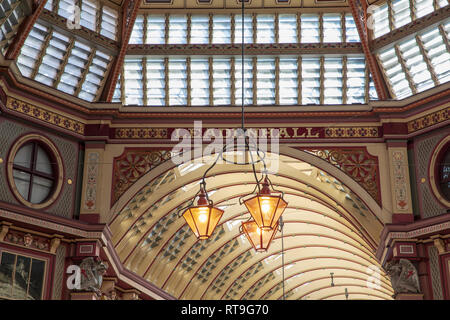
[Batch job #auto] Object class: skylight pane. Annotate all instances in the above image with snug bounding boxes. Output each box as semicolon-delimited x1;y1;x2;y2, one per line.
302;57;320;104
190;15;209;44
17;23;49;76
147;15;165;44
57;41;91;94
235;58;253;105
323;14;342;43
168;58;187;105
369;76;378;100
421;27;450;84
213;58;231;105
256;57;275;105
78;50;111;101
379;47;412;99
345;14;360;42
414;0;434;18
34;74;54;86
146;58;166;106
212;15;231;44
372;3;390;38
324;57;343;104
57;0;76;20
346;57;365;103
130;15;144;44
124;58;144;105
168;15;187;44
301;14;319;43
112;74;122;103
44;0;53;11
234;14;253;44
279;57;298;105
278;14;297;44
101;6;118;40
392;0;411;29
399;38;434;92
256;14;275;44
190;58;209;106
35;31;69;86
80;0;97;31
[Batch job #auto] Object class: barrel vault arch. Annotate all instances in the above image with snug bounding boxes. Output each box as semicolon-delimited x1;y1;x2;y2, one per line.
107;145;394;300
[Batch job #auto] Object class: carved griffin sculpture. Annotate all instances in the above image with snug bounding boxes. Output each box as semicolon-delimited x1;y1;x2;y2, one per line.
78;257;109;295
385;259;421;298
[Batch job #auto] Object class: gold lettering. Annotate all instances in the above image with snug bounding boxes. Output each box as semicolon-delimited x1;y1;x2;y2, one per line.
292;128;306;138
306;127;319;138
279;128;291;139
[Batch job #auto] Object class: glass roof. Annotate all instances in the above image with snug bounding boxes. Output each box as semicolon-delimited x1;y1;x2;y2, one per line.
0;0;447;104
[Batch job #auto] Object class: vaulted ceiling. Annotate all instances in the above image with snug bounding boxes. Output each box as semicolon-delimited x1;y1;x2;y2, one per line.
109;152;394;300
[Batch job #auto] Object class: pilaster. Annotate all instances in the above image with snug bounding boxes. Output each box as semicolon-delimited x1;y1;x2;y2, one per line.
387;140;414;224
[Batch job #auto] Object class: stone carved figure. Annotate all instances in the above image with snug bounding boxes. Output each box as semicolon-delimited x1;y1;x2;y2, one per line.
385;259;420;297
78;257;109;295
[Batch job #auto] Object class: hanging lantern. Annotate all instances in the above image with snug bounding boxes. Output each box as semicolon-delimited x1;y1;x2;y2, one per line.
243;177;288;230
241;220;279;252
182;188;224;240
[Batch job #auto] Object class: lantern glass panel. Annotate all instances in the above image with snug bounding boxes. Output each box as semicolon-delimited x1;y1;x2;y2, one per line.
242;220;278;252
182;205;224;240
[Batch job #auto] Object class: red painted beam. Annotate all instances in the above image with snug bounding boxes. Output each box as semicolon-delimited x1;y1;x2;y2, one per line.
5;0;49;61
99;0;141;102
348;0;390;100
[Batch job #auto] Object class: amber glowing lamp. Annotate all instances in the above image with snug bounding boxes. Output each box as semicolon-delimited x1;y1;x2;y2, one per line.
243;177;288;231
181;188;224;240
241;220;279;252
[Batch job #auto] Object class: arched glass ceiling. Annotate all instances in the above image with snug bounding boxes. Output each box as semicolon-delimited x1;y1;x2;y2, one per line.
109;154;392;300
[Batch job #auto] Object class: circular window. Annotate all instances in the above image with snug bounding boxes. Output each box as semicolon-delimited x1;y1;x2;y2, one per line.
437;144;450;201
7;134;64;209
429;136;450;208
12;142;56;204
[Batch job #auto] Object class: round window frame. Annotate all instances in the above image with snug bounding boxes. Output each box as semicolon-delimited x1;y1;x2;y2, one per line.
7;134;64;210
429;135;450;208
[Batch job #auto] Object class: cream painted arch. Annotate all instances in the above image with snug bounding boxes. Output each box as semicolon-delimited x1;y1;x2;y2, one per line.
108;145;391;226
105;146;394;298
110;162;383;262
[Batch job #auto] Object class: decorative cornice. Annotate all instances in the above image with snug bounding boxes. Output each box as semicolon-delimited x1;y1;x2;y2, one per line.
376;213;450;262
407;107;449;134
0;208;105;239
5;96;85;135
115;128;169;139
112;126;381;140
127;42;363;55
324;126;380;138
